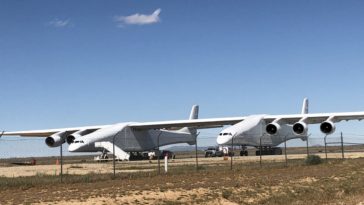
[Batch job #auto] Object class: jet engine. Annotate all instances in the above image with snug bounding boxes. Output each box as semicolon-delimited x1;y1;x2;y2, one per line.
266;122;281;135
45;131;67;147
66;129;93;144
292;122;308;135
320;121;336;135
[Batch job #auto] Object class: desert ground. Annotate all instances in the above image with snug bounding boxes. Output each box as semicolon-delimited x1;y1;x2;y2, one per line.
0;150;364;205
1;151;364;177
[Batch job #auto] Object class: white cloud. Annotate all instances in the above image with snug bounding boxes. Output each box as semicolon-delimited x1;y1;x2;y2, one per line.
114;8;161;27
48;19;71;28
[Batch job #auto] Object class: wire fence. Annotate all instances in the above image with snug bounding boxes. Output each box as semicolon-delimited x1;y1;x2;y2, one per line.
1;132;364;180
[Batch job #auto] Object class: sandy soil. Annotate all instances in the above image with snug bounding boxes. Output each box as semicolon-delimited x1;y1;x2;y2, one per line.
0;157;363;205
1;152;363;178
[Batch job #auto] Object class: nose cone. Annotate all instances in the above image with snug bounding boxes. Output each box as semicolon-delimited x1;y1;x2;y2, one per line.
217;134;232;145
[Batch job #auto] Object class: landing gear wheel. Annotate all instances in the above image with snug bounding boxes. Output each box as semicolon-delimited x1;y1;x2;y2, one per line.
240;150;248;156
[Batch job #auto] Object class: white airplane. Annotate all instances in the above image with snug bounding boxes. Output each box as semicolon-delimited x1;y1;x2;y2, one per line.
2;106;202;160
216;98;364;155
2;98;364;159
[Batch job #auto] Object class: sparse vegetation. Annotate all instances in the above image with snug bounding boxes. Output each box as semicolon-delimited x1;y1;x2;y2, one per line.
160;200;183;205
305;154;322;165
222;189;233;199
69;165;83;169
0;156;363;204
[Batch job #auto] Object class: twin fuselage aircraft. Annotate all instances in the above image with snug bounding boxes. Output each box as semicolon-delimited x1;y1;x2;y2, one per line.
2;99;364;160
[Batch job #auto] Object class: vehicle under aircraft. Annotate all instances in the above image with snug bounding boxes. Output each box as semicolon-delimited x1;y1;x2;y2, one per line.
2;98;364;159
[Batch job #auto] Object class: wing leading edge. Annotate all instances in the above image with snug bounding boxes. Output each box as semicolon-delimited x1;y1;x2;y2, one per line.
262;111;364;124
2;111;364;137
1;125;110;137
1;117;245;137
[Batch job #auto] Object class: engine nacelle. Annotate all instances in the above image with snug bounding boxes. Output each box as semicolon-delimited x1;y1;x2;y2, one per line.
266;122;281;135
292;122;308;135
66;135;75;144
320;121;336;135
66;129;93;144
45;131;67;147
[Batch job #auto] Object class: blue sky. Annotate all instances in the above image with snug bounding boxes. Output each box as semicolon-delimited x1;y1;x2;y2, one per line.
1;1;364;158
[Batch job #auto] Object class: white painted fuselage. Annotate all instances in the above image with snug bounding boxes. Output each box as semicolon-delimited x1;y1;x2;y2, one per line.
216;115;306;147
68;123;196;152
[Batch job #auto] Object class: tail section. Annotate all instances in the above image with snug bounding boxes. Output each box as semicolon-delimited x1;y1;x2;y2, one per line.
301;98;309;114
153;8;161;16
300;98;309;141
179;105;199;138
189;105;199;120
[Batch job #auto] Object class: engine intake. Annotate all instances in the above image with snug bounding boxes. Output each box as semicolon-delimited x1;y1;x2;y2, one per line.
45;131;67;147
66;129;94;144
320;121;336;135
266;123;281;135
293;122;308;135
66;135;75;144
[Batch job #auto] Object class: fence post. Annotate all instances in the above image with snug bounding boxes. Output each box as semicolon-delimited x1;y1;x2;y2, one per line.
341;132;345;159
324;135;328;162
306;135;309;157
195;137;199;171
113;135;116;179
164;156;168;173
230;136;234;170
158;132;161;175
259;137;262;167
284;135;287;167
60;143;63;182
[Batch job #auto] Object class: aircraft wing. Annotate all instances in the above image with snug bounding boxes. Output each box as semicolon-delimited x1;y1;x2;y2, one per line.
1;117;245;137
1;125;110;137
129;117;245;130
262;112;364;124
3;111;364;137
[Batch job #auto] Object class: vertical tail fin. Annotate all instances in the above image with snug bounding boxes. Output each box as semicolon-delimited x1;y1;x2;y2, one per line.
179;105;199;138
301;98;309;114
189;105;199;120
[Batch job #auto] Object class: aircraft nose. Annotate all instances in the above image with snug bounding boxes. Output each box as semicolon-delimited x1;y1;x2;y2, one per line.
216;134;232;145
68;143;78;152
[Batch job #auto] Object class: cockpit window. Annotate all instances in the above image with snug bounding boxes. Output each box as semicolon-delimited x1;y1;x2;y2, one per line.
74;140;84;144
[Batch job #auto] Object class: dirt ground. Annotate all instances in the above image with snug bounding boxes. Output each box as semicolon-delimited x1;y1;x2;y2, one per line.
0;154;363;205
1;152;363;177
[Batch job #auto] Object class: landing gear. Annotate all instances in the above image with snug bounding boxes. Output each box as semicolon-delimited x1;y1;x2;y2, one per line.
100;149;109;159
239;146;248;156
256;147;282;155
94;149;109;162
129;152;149;160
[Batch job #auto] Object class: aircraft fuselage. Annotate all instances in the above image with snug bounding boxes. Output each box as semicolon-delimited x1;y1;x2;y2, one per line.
216;115;306;147
68;123;196;152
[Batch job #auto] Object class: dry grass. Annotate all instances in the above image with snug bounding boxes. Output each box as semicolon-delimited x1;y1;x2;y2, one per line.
0;158;363;204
